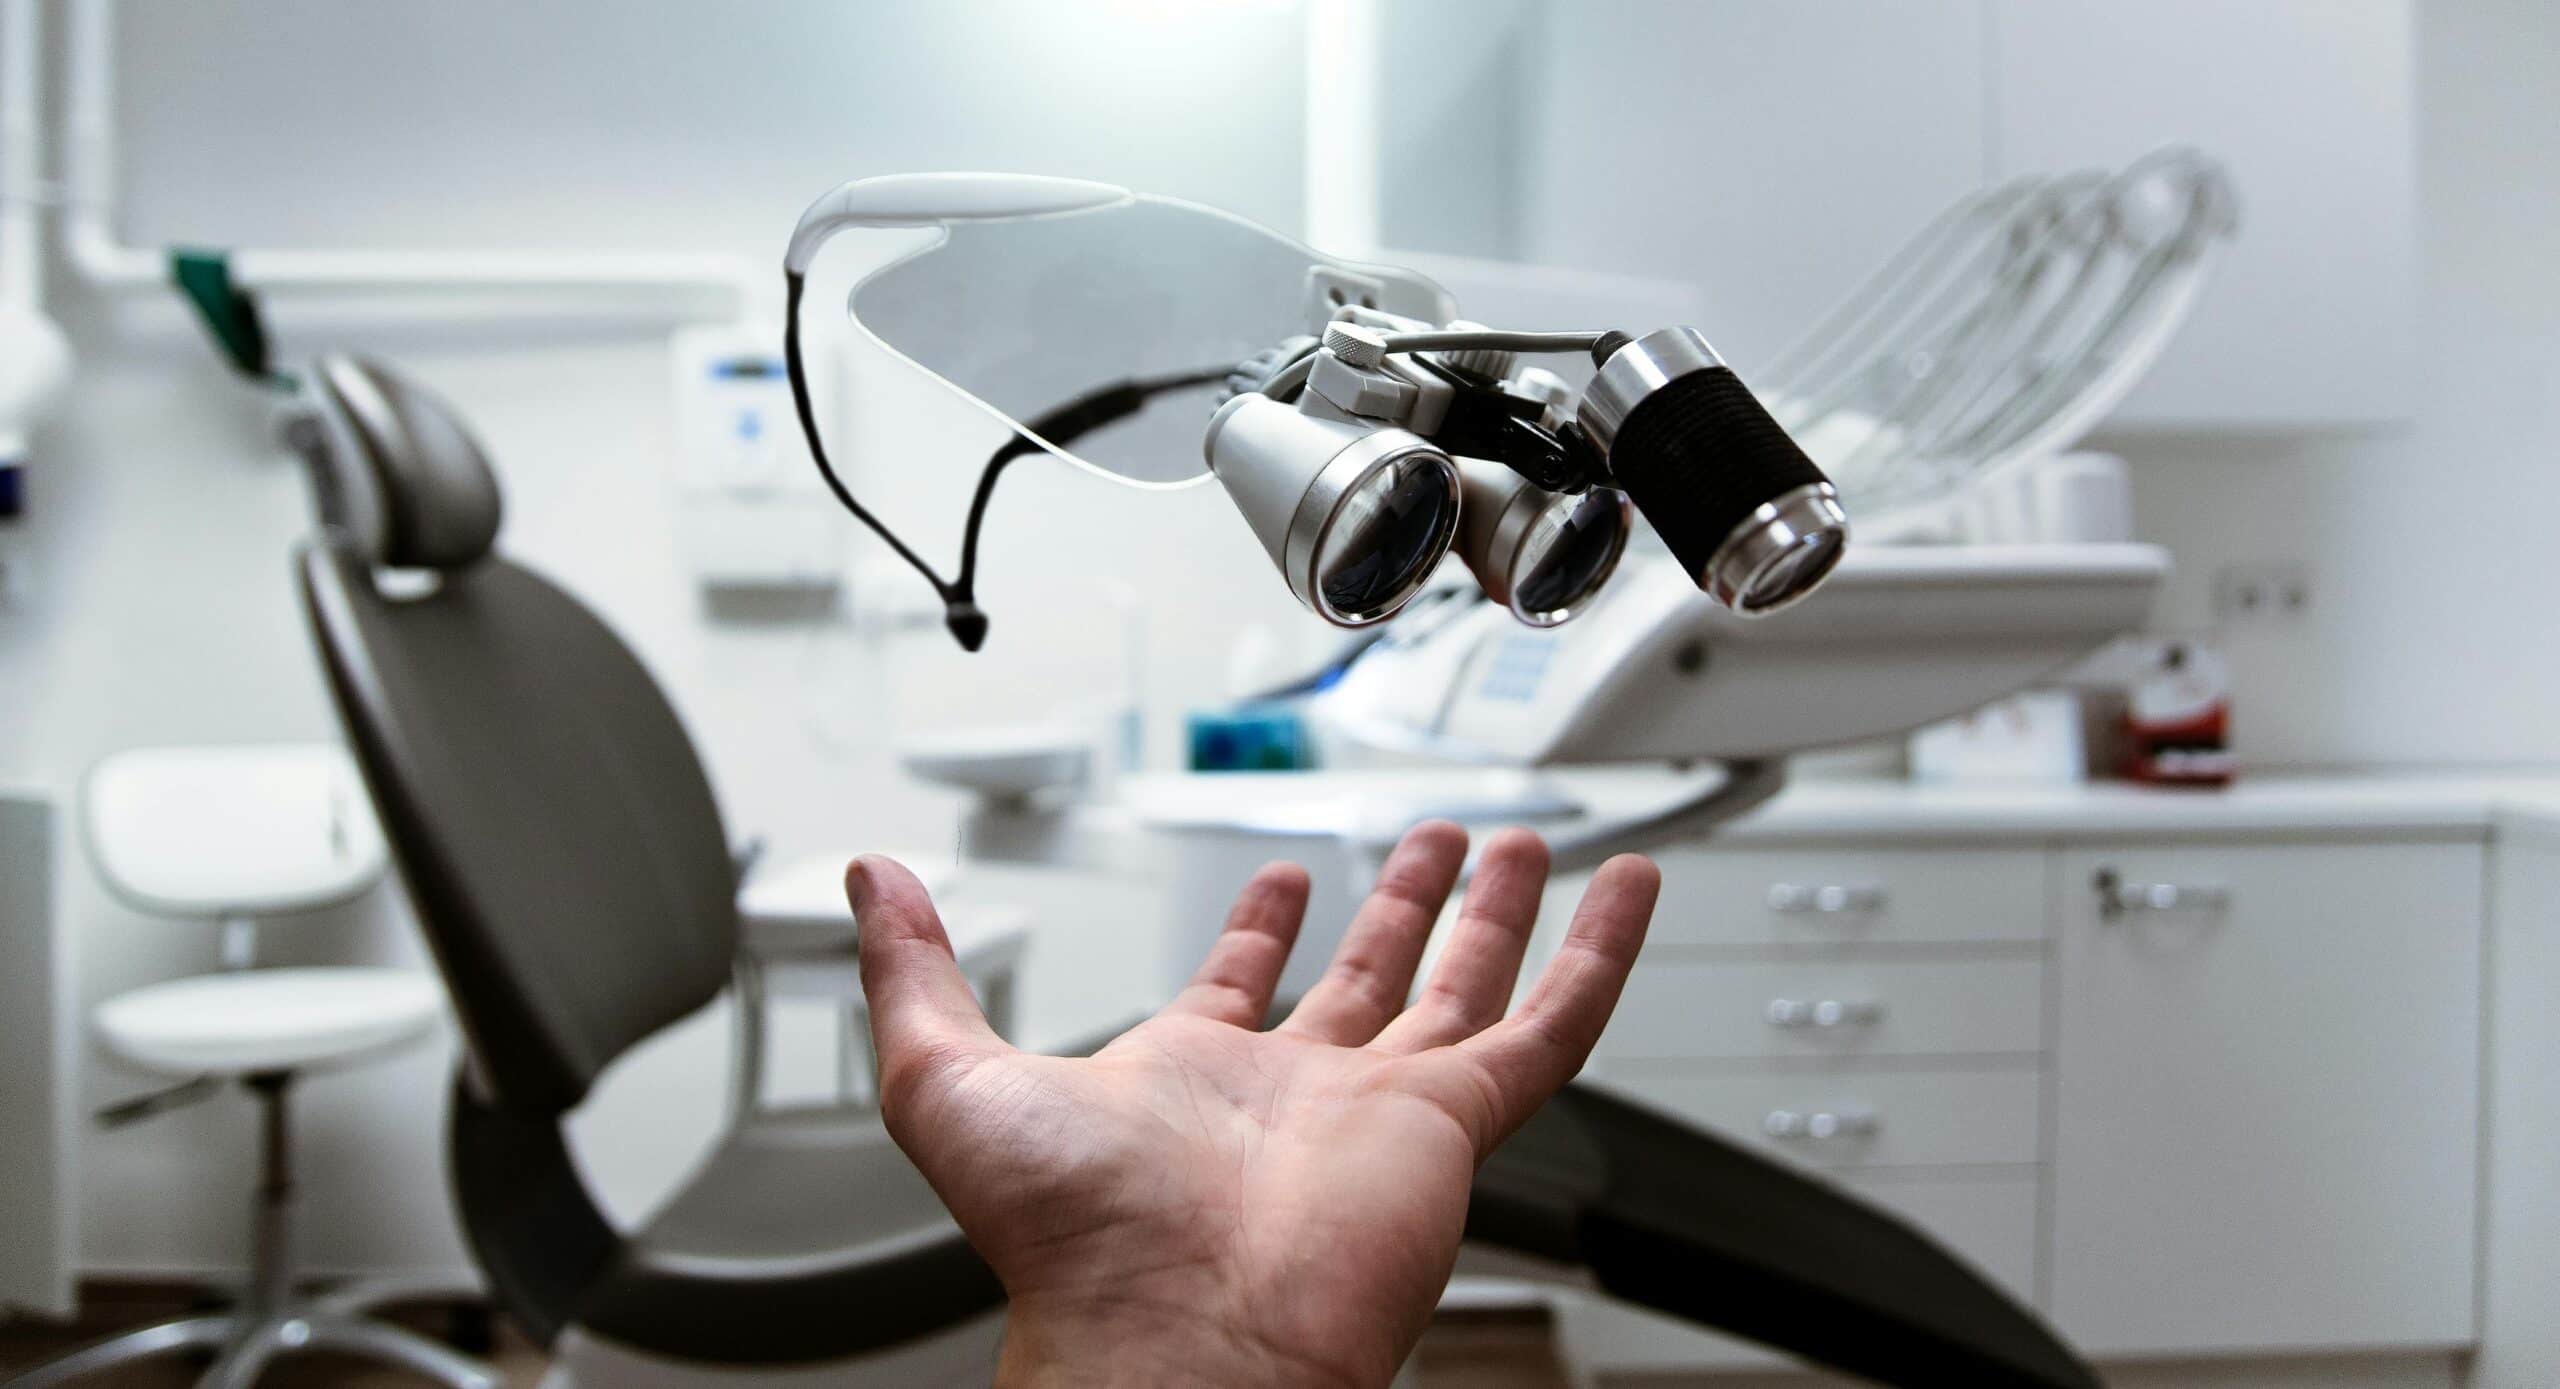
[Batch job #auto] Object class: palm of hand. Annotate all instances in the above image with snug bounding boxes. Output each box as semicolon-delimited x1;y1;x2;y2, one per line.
907;1018;1487;1371
850;823;1661;1389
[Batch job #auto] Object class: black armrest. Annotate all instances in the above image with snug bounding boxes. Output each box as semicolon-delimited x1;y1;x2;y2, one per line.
1474;1084;2099;1389
453;1048;2093;1384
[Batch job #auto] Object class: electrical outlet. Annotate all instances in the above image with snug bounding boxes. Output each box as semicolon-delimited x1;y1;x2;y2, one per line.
2213;562;2310;625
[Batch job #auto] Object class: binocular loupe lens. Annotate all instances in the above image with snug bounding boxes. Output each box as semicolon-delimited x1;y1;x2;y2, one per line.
1579;327;1849;615
1317;453;1465;622
1205;393;1461;627
1720;494;1849;614
1456;458;1630;626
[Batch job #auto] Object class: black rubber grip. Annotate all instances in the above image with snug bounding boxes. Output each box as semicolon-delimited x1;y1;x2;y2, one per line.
1607;365;1831;580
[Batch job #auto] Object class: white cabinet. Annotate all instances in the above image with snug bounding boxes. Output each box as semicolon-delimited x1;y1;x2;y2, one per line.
2471;825;2560;1389
1600;1067;2041;1171
2049;840;2480;1356
1647;845;2048;947
1401;1;2416;430
1507;1;1993;369
1989;1;2418;427
1601;957;2045;1061
1556;823;2490;1384
1566;838;2052;1380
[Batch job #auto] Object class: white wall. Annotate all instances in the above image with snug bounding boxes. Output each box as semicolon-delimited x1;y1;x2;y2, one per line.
1379;0;1994;373
7;0;1314;1281
2109;0;2560;769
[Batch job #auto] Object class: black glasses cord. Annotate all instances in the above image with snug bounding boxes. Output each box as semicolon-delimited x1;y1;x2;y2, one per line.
783;269;1229;651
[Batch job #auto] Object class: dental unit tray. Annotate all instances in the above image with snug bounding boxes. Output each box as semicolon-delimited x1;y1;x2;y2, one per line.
785;173;2099;1386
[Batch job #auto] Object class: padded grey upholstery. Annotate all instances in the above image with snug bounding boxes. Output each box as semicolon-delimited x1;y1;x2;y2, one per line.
285;356;502;570
291;353;1006;1360
300;545;737;1114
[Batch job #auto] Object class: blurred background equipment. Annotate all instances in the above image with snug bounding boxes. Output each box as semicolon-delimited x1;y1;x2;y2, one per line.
1762;149;2240;539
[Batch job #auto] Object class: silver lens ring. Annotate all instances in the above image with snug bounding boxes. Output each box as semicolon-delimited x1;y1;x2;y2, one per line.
1702;482;1850;615
1491;485;1631;627
1284;430;1461;626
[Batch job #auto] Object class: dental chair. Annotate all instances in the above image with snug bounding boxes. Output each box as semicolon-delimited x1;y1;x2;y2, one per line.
282;357;1005;1387
284;353;2097;1389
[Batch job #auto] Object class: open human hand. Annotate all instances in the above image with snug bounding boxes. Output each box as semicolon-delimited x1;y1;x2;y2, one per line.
847;822;1661;1389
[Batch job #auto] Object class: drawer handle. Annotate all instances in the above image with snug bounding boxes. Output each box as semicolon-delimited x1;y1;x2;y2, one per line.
1763;1108;1879;1141
2094;870;2232;920
1765;997;1886;1029
1766;882;1886;916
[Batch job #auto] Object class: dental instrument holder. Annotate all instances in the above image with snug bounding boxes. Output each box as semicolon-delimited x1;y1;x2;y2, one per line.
1757;148;2238;525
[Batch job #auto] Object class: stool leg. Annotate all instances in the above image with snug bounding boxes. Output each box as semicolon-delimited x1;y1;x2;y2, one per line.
240;1074;297;1316
304;1314;503;1389
6;1315;238;1387
192;1316;290;1389
306;1273;483;1318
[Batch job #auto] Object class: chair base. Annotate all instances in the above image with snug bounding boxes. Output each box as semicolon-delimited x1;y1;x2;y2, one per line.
9;1301;499;1389
16;1071;499;1388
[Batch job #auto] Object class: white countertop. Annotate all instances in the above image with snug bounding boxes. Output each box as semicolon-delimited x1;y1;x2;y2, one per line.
1721;772;2560;843
1044;767;2560;849
1427;767;2560;843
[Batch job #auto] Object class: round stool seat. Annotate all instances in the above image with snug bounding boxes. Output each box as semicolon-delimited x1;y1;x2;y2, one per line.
96;967;443;1077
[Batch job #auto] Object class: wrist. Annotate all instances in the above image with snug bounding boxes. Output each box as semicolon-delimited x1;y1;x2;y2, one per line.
995;1293;1371;1389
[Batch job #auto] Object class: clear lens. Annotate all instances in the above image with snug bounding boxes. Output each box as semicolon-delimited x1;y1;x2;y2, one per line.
846;194;1454;487
1510;489;1630;623
1315;453;1459;622
1738;528;1848;613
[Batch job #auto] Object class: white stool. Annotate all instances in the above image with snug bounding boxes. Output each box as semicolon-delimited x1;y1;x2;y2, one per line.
18;745;494;1389
735;851;1028;1111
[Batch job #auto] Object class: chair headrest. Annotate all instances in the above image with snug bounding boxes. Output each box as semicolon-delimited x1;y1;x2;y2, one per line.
283;355;502;570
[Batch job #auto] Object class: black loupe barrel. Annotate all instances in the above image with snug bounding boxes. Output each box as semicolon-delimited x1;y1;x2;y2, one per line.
1578;327;1849;615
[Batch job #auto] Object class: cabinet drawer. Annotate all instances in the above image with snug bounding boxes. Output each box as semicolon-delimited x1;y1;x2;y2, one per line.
1591;1068;2042;1170
1600;958;2045;1061
1648;846;2047;946
1553;1173;2041;1373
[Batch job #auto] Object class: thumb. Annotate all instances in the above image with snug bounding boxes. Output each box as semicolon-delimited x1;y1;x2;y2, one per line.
848;855;1008;1102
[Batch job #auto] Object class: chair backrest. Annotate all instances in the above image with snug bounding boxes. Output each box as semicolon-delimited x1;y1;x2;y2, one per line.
288;356;739;1115
83;744;384;920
